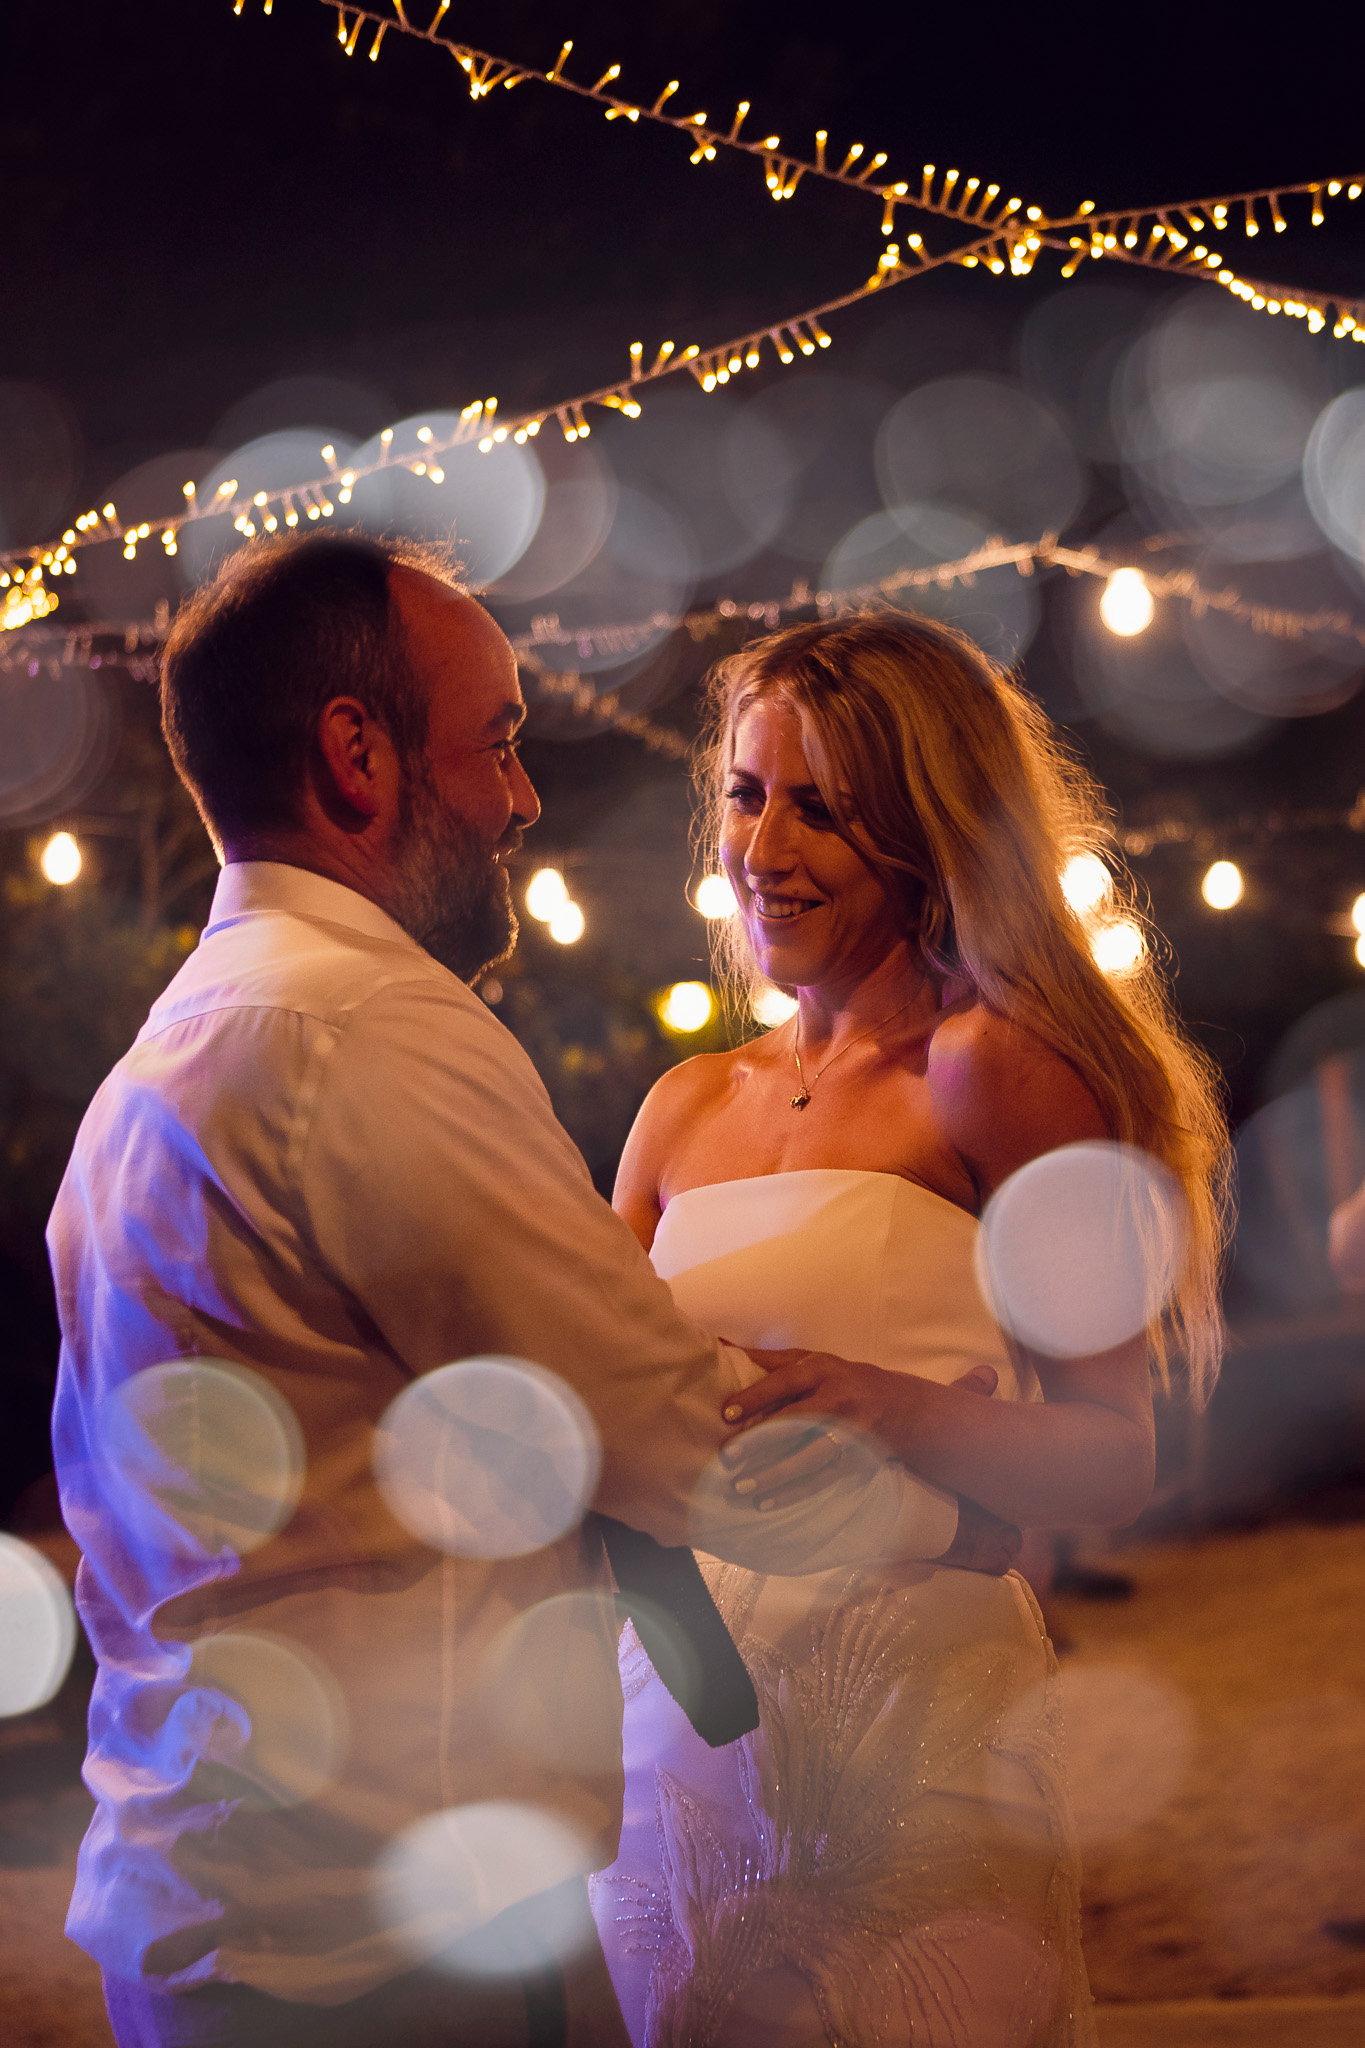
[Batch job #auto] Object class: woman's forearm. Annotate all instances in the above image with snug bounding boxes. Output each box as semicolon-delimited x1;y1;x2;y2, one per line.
885;1372;1155;1529
724;1345;1156;1531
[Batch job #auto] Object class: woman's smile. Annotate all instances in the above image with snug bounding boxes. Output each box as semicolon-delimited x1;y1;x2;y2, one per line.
754;892;824;923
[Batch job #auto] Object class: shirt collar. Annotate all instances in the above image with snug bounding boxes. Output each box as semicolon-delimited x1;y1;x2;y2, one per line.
206;861;422;951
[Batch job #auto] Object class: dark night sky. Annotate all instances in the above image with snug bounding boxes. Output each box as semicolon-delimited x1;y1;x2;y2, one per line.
7;0;1365;1119
10;0;1364;470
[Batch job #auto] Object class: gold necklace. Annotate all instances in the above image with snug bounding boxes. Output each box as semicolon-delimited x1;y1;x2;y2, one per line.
789;998;918;1111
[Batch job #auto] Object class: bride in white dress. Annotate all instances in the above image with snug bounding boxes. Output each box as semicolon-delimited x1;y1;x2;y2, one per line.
590;612;1228;2048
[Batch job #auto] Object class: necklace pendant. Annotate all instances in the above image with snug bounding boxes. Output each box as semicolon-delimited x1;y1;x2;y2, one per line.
790;1089;812;1111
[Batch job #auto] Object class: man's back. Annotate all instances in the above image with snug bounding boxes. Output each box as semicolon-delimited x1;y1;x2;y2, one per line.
49;862;716;2002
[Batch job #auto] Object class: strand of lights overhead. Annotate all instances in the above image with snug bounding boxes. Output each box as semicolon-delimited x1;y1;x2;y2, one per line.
1046;174;1364;319
1119;791;1365;859
4;200;1356;610
307;0;1365;331
302;0;1049;237
305;0;1365;338
0;224;1006;599
4;5;1352;607
306;0;1365;308
1048;215;1365;341
518;660;692;760
510;540;1365;668
9;534;1365;736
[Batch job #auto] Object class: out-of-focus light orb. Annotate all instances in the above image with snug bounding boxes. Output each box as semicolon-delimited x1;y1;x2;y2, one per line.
694;873;737;919
373;1800;597;1977
547;900;585;945
1091;918;1145;976
374;1356;601;1560
1355;935;1365;971
993;1663;1193;1847
1099;568;1155;637
0;1534;77;1717
99;1359;306;1557
751;984;799;1028
1351;892;1365;936
188;1630;349;1810
1060;853;1112;916
479;1592;623;1774
976;1141;1187;1359
525;868;568;922
1304;388;1365;563
1201;860;1244;910
659;981;714;1033
40;830;82;884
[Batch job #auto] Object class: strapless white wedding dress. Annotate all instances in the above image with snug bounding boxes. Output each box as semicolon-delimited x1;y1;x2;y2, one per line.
591;1170;1096;2048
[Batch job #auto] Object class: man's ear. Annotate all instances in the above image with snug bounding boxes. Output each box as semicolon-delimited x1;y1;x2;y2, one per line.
315;697;399;822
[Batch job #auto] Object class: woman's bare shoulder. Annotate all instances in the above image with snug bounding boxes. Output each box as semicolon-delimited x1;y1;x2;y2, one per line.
926;1000;1109;1189
613;1042;757;1238
638;1043;747;1130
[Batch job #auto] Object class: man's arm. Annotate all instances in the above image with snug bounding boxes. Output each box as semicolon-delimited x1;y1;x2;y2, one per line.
300;978;971;1573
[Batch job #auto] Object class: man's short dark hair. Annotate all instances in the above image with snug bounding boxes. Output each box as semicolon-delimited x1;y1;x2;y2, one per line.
160;532;459;846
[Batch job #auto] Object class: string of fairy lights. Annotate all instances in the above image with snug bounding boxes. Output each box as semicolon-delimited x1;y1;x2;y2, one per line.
13;515;1365;1008
0;221;1001;616
511;537;1365;669
8;529;1363;711
307;0;1365;329
8;0;1365;1005
0;0;1361;619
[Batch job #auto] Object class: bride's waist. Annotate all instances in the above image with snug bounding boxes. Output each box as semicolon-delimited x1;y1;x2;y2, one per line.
696;1551;1042;1653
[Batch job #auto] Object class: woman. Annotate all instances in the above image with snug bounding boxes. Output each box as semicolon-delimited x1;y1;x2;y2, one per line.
590;613;1228;2048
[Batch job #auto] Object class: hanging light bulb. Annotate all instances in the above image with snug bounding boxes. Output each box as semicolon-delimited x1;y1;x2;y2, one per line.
39;831;82;885
1091;919;1145;975
1201;860;1243;909
548;900;585;945
1060;853;1112;915
525;869;569;922
1350;892;1365;935
1099;568;1155;637
694;874;737;918
659;982;715;1033
751;985;798;1027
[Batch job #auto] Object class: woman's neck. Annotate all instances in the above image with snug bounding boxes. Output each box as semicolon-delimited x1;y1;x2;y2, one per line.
792;944;943;1056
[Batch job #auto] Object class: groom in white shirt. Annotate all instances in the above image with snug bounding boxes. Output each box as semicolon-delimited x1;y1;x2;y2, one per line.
48;532;1013;2048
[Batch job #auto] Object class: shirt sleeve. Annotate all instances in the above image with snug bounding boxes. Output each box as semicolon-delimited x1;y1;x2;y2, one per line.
297;977;960;1569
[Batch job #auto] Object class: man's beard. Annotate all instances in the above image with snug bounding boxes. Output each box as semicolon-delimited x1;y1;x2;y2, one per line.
386;765;519;983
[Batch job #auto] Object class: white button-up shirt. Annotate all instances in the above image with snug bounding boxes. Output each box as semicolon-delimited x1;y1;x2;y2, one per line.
49;862;958;2004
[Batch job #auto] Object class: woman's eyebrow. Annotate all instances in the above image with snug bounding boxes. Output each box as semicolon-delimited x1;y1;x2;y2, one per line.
728;766;824;798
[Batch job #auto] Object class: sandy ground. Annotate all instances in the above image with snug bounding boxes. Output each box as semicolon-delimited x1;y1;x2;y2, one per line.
2;1516;1363;2044
1053;1518;1365;2005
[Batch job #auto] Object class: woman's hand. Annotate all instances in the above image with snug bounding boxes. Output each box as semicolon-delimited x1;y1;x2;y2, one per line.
720;1352;999;1505
718;1353;1020;1574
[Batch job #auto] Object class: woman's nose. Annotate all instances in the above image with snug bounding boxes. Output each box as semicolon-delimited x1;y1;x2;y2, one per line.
744;802;796;881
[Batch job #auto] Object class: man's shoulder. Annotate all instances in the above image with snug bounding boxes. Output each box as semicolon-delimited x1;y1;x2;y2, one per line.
142;909;480;1041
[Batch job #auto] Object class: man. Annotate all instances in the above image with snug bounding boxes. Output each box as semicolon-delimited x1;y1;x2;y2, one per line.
49;534;1012;2048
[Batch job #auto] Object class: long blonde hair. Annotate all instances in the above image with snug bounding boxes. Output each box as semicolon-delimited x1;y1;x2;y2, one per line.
696;610;1231;1403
